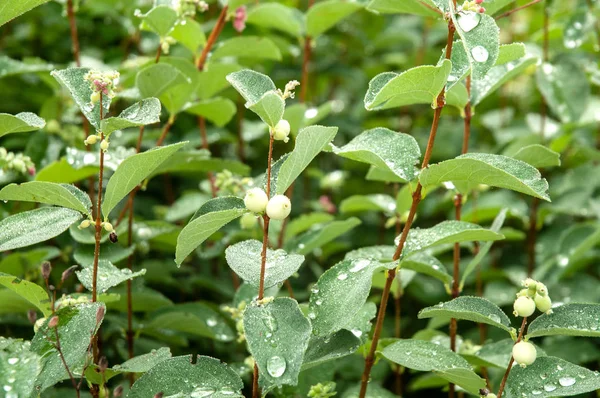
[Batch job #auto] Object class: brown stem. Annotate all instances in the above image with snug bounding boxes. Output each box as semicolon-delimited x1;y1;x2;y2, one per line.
53;327;80;398
526;197;540;276
196;6;229;71
495;0;542;20
540;0;550;138
358;19;456;398
66;0;81;66
394;291;403;395
300;37;312;103
155;44;162;64
497;317;528;398
156;116;174;146
236;99;246;162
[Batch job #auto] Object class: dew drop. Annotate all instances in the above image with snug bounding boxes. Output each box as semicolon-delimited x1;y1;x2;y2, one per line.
349;259;370;273
457;12;481;33
190;386;216;397
337;273;348;281
7;358;18;365
471;46;489;62
543;384;557;392
206;318;217;327
351;329;363;338
266;356;286;378
559;377;576;387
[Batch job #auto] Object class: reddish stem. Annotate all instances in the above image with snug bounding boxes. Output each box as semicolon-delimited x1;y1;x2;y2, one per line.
196;6;229;71
495;0;542;20
497;317;528;398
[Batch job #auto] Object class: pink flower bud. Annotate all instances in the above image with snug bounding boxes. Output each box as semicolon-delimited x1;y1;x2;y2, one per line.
96;306;105;324
48;316;59;328
479;6;486;12
28;166;36;176
475;0;484;4
41;261;52;280
27;310;37;324
233;6;247;32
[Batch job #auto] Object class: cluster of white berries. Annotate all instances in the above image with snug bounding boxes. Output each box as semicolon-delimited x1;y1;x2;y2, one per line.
160;37;177;55
513;278;552;318
84;70;119;104
244;188;291;220
0;148;36;176
78;218;114;233
512;339;537;368
173;0;208;19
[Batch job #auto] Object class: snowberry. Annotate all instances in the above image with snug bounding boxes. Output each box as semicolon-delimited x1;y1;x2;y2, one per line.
85;135;99;145
512;341;537;367
240;213;258;229
513;296;535;317
536;282;548;296
266;195;291;220
103;222;114;233
90;91;101;104
534;294;552;314
273;119;291;143
100;139;109;152
78;219;92;230
244;188;269;213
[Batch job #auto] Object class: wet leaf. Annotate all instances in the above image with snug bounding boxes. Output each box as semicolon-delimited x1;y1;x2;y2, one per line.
75;259;146;294
0;112;45;138
452;11;500;79
100;98;161;135
227;69;284;127
285;217;362;255
0;338;42;397
306;0;363;38
527;304;600;338
301;329;361;371
0;273;51;316
0;182;91;215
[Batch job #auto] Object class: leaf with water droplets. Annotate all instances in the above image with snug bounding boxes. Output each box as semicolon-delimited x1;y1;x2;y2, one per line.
332;128;421;182
364;60;451;110
401;253;452;284
418;296;512;333
309;258;395;336
510;144;561;168
76;259;145;294
382;339;486;394
301;329;361;371
176;197;247;265
0;207;82;251
30;303;105;392
139;5;178;37
285;217;362;255
452;11;500;80
225;239;304;289
505;356;600;398
100;98;161;135
184;97;237;127
227;69;284;127
0;112;45;138
102;142;187;217
419;153;551;201
243;298;311;390
0;182;92;215
136;63;189;100
340;194;397;215
306;0;363;38
128;355;244;397
51;67;111;131
0;338;42;398
366;0;440;17
564;6;589;50
527;304;600;338
0;273;52;317
0;0;51;27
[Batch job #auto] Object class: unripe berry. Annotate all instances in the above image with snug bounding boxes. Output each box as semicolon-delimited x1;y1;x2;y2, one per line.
90;91;101;103
512;341;537;367
240;213;258;229
103;222;114;233
100;139;109;152
85;135;98;145
273;119;291;143
78;219;91;230
534;294;552;313
513;296;535;317
266;195;291;220
536;282;548;296
244;188;269;213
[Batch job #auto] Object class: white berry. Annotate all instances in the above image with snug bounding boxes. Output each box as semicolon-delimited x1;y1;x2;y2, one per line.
100;139;109;152
273;119;291;143
266;195;291;220
513;296;535;317
240;213;258;229
512;341;536;367
244;188;269;213
534;294;552;313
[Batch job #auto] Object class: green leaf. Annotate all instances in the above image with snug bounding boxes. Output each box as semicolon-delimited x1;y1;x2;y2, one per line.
401;253;452;284
184;97;237;127
0;182;91;215
340;194;397;215
0;246;59;276
452;11;500;80
170;18;206;53
243;298;312;390
197;63;242;100
0;207;82;251
246;3;303;37
0;338;41;398
145;302;235;341
366;0;440;17
285;217;362;255
510;144;561;168
445;83;469;110
418;296;512;333
0;55;54;78
364;60;451;110
0;0;51;27
85;347;172;385
0;273;51;317
536;60;590;123
333;128;421;182
419;153;551;201
527;304;600;338
309;258;395;336
225;239;304;289
136;63;189;99
276;125;338;194
151;151;250;177
102;142;186;217
301;330;361;371
128;355;244;397
73;243;135;266
213;36;282;61
306;0;363;38
459;209;507;289
496;43;526;65
51;67;111;131
227;69;284;127
139;5;178;37
100;98;161;135
30;302;105;392
564;7;588;49
0;112;45;137
382;339;486;394
401;220;504;257
505;356;600;397
75;260;146;294
176;197;247;265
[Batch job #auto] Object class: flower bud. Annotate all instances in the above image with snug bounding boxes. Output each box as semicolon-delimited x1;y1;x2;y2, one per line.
266;195;292;220
99;356;109;372
48;316;59;328
28;166;36;176
475;0;484;3
100;139;109;152
90;91;101;103
27;309;37;325
113;385;124;397
513;296;535;317
78;219;91;230
154;393;164;398
109;232;118;243
61;265;78;283
85;135;99;145
534;294;552;313
512;341;537;367
273;119;291;143
244;188;269;213
96;306;105;324
103;222;114;233
41;261;52;280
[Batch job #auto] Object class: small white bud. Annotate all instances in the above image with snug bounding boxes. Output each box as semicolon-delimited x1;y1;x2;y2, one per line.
513;296;535;317
100;140;109;152
266;195;291;220
244;188;269;213
512;341;537;367
103;222;114;232
85;135;99;145
273;119;291;143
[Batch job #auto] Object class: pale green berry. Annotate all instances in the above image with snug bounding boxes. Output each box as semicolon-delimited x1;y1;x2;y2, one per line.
513;296;535;317
536;282;548;296
85;135;99;145
534;294;552;313
78;220;91;230
487;394;497;398
90;91;101;103
103;222;114;232
512;341;536;367
273;119;291;143
266;194;291;220
100;139;109;152
244;188;269;213
240;213;258;229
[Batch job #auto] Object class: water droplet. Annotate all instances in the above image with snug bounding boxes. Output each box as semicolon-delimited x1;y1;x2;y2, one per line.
206;318;217;327
190;386;216;397
266;356;286;378
7;358;18;365
262;316;278;332
471;46;489;62
457;12;481;32
351;329;363;338
531;390;542;395
559;377;576;387
543;384;557;392
488;314;501;323
349;259;370;273
337;273;348;280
